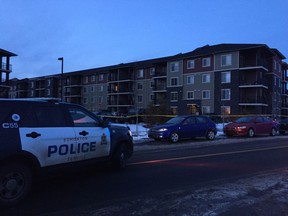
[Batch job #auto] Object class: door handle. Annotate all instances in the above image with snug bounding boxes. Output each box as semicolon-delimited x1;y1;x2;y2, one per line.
79;131;89;136
26;132;41;138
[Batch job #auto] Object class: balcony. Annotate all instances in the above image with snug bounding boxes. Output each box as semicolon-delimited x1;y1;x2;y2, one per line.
239;96;268;106
1;63;12;71
239;79;268;89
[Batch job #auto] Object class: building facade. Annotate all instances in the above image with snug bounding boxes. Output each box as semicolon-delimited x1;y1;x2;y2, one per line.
8;43;288;117
0;49;17;98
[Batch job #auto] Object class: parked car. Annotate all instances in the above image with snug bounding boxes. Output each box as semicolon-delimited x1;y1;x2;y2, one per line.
0;99;133;206
279;118;288;134
148;115;217;143
224;116;278;137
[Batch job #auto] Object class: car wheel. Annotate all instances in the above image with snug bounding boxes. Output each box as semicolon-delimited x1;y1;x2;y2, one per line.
270;127;277;136
0;162;32;206
248;128;255;137
112;143;128;170
169;132;179;143
206;130;215;140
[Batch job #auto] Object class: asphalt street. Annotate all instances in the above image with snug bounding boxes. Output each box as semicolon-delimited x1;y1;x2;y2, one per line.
2;135;288;216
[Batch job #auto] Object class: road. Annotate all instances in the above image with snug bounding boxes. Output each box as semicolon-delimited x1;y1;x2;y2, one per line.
2;136;288;215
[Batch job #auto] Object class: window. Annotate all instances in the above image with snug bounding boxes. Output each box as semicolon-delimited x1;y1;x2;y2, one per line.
83;87;87;93
137;82;143;90
202;57;211;67
98;96;103;104
202;90;210;99
90;86;95;92
221;89;231;100
137;95;143;103
171;77;178;86
35;107;66;127
99;74;104;81
137;69;144;78
150;94;154;101
83;76;89;84
69;108;99;127
221;71;231;83
187;91;194;99
171;92;178;101
202;106;210;114
221;54;232;66
46;89;51;96
100;85;104;92
187;75;194;84
187;60;195;69
170;62;179;72
91;75;96;82
202;74;210;83
150;67;155;76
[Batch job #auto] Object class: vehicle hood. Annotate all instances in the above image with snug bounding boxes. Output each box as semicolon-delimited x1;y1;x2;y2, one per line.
225;122;249;128
150;123;178;130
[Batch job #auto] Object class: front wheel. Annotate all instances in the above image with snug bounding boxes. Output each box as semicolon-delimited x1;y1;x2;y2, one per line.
0;162;33;206
270;127;277;136
247;128;255;137
169;132;179;143
112;144;128;170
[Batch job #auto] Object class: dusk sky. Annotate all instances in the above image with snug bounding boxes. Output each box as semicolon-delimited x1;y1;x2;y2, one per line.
1;0;288;79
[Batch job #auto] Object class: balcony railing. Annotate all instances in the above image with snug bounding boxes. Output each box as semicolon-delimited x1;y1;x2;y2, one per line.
1;63;12;71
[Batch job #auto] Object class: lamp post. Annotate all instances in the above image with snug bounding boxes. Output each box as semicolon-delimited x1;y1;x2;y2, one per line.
58;57;64;101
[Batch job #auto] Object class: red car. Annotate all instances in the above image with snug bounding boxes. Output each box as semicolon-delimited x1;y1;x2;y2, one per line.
224;116;278;137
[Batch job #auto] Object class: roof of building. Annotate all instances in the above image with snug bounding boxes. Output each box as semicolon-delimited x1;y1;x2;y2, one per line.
0;48;17;57
180;43;286;60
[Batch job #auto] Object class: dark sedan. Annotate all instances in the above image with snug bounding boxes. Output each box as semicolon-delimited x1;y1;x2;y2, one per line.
279;118;288;135
148;115;217;143
224;116;278;137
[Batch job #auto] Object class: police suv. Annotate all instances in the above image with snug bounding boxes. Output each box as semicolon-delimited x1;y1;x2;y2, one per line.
0;99;133;206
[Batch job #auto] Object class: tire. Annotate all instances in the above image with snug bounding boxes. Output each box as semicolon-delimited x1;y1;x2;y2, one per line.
112;144;128;170
169;132;179;143
206;130;216;140
270;127;277;136
0;162;32;206
248;128;255;137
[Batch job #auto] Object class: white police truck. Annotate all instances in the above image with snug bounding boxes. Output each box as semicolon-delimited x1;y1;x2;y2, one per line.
0;99;133;206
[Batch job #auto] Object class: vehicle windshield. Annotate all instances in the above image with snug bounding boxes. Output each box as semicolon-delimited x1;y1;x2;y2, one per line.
165;117;186;124
235;116;254;123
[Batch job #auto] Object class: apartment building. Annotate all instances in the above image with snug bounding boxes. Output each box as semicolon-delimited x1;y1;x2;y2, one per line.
0;48;17;98
8;43;288;117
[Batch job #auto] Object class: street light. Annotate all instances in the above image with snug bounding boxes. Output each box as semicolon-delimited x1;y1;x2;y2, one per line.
58;57;64;101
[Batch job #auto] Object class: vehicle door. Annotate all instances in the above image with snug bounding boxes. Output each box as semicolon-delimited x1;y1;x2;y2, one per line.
254;117;267;134
68;107;111;160
19;106;76;167
179;116;197;138
195;116;209;136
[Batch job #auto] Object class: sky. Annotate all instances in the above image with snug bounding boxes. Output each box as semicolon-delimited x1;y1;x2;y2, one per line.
1;0;288;79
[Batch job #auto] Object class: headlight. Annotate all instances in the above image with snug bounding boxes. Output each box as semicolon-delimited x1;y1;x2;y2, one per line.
237;126;247;130
128;129;133;137
157;128;168;132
